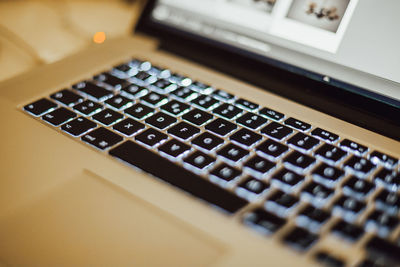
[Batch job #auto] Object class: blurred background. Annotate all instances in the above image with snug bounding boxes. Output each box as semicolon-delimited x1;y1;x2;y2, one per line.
0;0;143;82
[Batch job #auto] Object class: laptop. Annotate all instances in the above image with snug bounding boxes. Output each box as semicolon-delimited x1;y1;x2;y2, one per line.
0;0;399;266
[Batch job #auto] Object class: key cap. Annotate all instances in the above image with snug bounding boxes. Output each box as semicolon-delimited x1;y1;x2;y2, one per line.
333;196;365;219
42;107;77;126
61;117;96;136
297;205;330;231
344;155;376;175
311;128;339;143
271;168;304;191
205;118;237;136
92;108;123;126
145;112;177;130
236;112;268;130
81;127;122;150
109;141;248;213
235;98;259;111
312;163;344;187
243;208;286;234
167;121;200;140
210;163;242;182
169;73;192;86
217;143;249;162
340;139;368;155
141;92;168;106
243;155;275;176
369;151;398;168
158;139;191;158
302;182;334;206
213;103;242;119
120;84;148;98
124;103;154;119
134;71;151;81
73;100;102;116
171;86;197;100
261;122;293;140
113;118;144;136
183;150;216;170
135;128;168;147
343;176;374;199
113;63;133;74
182;108;213;126
94;72;126;88
331;220;364;242
24;98;57;116
256;139;289;160
315;143;347;163
284;151;316;171
74;81;112;101
314;252;345;267
365;236;400;265
282;227;318;251
365;210;399;237
374;190;400;214
191;95;219;109
259;107;284;121
192;132;224;151
50;89;83;106
152;78;177;92
212;89;235;101
190;81;212;93
230;128;262;147
160;99;190;116
265;190;299;216
287;132;319;151
284;117;311;131
105;95;132;110
237;177;269;197
374;168;400;190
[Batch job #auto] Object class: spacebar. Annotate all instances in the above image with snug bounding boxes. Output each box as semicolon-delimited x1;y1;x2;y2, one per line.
109;140;248;213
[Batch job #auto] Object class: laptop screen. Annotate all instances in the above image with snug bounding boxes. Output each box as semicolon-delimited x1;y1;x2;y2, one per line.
149;0;400;107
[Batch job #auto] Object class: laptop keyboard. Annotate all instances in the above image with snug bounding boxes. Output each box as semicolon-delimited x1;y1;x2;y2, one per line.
23;58;400;266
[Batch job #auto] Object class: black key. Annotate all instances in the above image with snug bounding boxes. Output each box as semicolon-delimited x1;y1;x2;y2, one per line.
333;196;365;217
365;236;400;265
182;108;213;126
243;208;286;234
50;89;83;106
109;141;248;213
374;168;400;190
287;132;319;151
183;150;216;170
120;84;148;98
370;151;398;168
217;143;249;162
24;98;57;116
302;182;334;204
113;63;132;74
113;118;144;136
61;117;96;136
297;205;330;230
235;98;258;111
259;107;284;121
92;108;123;126
343;176;374;199
73;100;102;115
105;95;132;110
284;151;316;170
134;71;151;81
314;252;345;267
312;163;344;186
236;112;268;130
230;128;262;147
331;220;364;242
272;168;304;190
340;139;369;155
152;78;177;92
169;72;191;85
145;112;177;130
315;143;347;163
237;177;269;196
141;92;168;106
344;155;376;175
74;81;112;101
124;103;154;119
171;86;197;100
261;122;293;140
42;107;76;126
167;121;200;140
266;190;299;215
192;132;224;151
210;163;241;182
205;118;237;136
135;128;168;147
158;139;191;158
284;117;311;131
375;190;400;214
160;99;190;116
282;227;318;251
94;72;126;88
81;127;122;150
191;95;219;109
213;103;242;119
256;139;289;159
190;81;212;93
243;155;275;176
311;128;339;143
212;89;234;101
365;210;399;237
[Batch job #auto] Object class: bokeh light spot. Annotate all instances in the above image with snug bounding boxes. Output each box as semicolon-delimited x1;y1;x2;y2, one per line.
93;32;106;44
